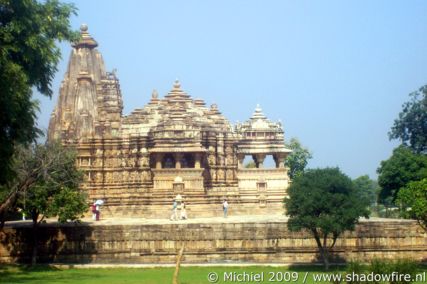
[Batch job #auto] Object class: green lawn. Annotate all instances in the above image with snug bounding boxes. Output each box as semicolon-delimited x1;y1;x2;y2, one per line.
0;264;426;284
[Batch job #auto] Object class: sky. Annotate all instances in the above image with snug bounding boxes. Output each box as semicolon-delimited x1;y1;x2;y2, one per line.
35;0;427;179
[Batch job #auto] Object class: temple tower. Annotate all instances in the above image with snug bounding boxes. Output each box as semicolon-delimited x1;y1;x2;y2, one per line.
48;24;123;142
235;105;291;210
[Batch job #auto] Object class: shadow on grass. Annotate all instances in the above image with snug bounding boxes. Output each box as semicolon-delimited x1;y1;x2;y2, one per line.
0;264;58;284
286;250;347;272
0;264;106;284
287;264;344;272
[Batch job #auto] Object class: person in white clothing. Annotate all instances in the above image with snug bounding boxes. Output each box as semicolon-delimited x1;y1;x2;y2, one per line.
223;199;229;218
170;200;178;221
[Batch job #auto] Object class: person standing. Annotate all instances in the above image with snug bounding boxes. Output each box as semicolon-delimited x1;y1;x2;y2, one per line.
223;199;229;218
18;208;26;221
95;203;100;221
91;201;97;221
170;199;178;221
181;202;188;220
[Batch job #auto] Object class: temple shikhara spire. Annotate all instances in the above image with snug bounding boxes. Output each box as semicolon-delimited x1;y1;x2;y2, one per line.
48;25;292;218
48;24;122;141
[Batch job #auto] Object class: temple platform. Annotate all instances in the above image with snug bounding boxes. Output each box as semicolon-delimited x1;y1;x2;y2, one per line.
95;202;286;219
1;216;426;265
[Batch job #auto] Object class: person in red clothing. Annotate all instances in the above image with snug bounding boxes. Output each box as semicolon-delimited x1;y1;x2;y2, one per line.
91;202;97;220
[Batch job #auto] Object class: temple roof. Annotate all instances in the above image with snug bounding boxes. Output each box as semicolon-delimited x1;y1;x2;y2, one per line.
164;79;191;102
236;104;283;132
234;104;290;154
72;24;98;49
251;104;267;120
122;80;234;138
49;25;289;155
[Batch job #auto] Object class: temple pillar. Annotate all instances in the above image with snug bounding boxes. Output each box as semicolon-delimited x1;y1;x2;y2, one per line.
274;153;285;168
253;154;266;168
155;153;164;169
175;153;183;169
237;153;245;169
194;153;201;169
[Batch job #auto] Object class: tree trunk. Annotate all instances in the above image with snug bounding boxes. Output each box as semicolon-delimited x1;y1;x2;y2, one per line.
31;213;39;266
321;247;330;270
172;244;185;284
0;211;5;229
0;175;36;217
322;234;330;270
312;230;330;270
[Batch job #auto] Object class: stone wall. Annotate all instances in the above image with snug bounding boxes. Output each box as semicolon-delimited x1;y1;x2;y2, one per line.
0;219;425;264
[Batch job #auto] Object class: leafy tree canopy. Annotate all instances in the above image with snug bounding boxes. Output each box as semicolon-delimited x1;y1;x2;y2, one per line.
397;178;427;231
244;161;256;168
15;142;87;224
377;145;427;204
286;137;313;180
353;175;380;206
0;0;78;184
0;142;87;227
8;142;87;265
285;167;369;269
389;85;427;154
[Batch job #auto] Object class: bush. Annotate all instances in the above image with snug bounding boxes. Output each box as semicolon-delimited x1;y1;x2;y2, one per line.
369;258;418;284
390;259;418;284
370;258;392;276
345;261;366;284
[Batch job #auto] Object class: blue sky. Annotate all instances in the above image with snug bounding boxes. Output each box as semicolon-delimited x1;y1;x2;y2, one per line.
35;0;427;179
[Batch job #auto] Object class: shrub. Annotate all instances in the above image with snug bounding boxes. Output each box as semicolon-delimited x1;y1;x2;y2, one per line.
345;261;367;284
369;258;418;284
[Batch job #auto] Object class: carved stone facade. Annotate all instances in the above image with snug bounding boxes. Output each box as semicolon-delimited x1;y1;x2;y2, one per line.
48;25;292;218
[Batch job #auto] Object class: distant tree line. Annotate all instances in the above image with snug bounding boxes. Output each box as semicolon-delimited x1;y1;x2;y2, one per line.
283;83;426;269
379;85;427;228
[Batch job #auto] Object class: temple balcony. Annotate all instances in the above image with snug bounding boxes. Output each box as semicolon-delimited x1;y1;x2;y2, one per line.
152;168;204;191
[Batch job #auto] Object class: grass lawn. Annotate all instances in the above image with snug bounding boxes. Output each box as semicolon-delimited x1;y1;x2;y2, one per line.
0;264;426;284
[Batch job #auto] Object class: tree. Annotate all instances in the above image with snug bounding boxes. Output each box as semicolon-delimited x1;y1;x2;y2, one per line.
353;175;380;206
389;85;427;154
286;137;313;180
0;0;78;184
377;145;427;204
397;178;427;232
285;168;369;270
244;160;257;168
11;142;87;265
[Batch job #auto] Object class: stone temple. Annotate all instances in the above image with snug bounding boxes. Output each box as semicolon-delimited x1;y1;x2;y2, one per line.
48;25;292;218
3;25;425;266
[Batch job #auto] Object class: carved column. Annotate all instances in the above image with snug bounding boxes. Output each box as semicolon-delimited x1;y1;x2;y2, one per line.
253;154;266;168
194;153;201;169
274;153;285;168
237;153;245;169
155;153;164;169
175;153;183;169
